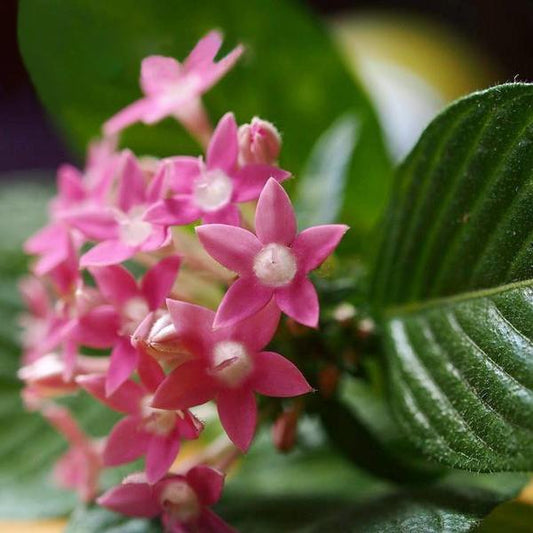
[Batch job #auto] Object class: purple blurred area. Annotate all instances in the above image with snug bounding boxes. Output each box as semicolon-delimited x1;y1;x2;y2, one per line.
1;0;532;176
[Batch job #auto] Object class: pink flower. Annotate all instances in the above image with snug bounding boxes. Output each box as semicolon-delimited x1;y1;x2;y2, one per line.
77;369;202;484
98;466;234;532
196;178;349;328
43;405;103;502
145;112;290;228
152;300;312;451
89;255;181;395
238;116;281;166
103;31;243;145
78;150;171;267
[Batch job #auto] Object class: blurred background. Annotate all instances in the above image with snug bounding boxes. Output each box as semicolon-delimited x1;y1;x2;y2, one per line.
1;0;532;173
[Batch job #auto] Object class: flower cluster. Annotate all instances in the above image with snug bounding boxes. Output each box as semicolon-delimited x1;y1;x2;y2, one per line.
19;30;347;532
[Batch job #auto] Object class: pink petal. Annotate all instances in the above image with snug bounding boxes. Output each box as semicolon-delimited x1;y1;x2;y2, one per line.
152;360;216;410
166;299;216;357
176;410;203;440
104;416;150;466
144;197;201;226
250;351;313;397
183;30;223;71
228;299;280;351
164;156;202;194
80;240;136;267
97;481;160;518
275;277;319;328
291;225;349;273
141;255;181;310
25;223;67;255
232;164;291;203
140;55;181;95
139;224;171;252
117;150;147;212
201;204;241;226
197;508;237;533
106;338;139;396
186;465;225;506
57;164;85;202
64;209;118;240
255;178;296;245
103;98;154;136
74;305;120;348
206;112;238;173
198;44;245;92
77;374;144;415
196;224;260;274
213;278;273;329
137;349;166;392
145;428;182;484
217;388;256;451
89;265;140;308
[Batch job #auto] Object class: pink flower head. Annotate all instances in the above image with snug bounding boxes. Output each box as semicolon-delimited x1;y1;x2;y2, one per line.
238;116;281;166
78;150;171;267
145;112;290;228
77;369;202;484
43;405;103;502
103;30;244;144
153;300;312;451
89;255;181;395
196;178;349;328
98;466;234;532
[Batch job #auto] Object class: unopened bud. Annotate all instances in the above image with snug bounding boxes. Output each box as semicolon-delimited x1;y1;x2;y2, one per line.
272;407;299;453
357;317;376;340
318;364;340;398
238;117;281;166
332;302;356;325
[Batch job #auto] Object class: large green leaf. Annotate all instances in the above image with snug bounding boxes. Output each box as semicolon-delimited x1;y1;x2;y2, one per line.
18;0;391;248
372;84;533;471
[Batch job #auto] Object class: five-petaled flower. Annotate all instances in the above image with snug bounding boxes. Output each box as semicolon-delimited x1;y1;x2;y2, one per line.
197;178;348;328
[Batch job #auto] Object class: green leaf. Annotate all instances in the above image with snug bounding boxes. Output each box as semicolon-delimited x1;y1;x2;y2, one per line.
477;500;533;533
295;113;359;228
18;0;391;247
371;84;533;471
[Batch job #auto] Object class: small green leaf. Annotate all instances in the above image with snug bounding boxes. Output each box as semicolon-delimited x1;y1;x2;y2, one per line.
372;84;533;471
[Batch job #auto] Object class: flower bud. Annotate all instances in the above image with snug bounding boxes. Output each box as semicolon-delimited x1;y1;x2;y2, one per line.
318;364;340;398
272;407;299;453
238;117;281;165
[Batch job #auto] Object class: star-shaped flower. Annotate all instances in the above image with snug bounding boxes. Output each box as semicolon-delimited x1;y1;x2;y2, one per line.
196;178;348;328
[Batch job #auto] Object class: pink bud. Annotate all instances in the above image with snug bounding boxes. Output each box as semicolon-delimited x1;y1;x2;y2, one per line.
238;117;281;166
272;407;299;453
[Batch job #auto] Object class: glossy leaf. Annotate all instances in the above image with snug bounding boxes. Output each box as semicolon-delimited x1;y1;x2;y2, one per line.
372;84;533;471
18;0;391;246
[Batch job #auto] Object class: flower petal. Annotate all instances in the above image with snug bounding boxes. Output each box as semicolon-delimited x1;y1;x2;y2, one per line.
232;164;291;203
137;349;166;392
140;56;181;95
186;465;224;506
57;164;85;202
217;388;256;451
104;416;150;466
291;225;349;273
250;351;313;397
165;156;202;194
196;224;260;274
97;481;160;518
275;277;319;328
207;112;238;172
80;240;136;267
255;178;296;245
117;150;147;212
77;373;145;415
74;305;120;348
152;360;216;410
145;428;182;484
103;98;154;137
141;255;181;311
144;197;201;226
201;204;241;226
183;30;223;71
89;265;140;308
197;508;236;533
106;338;139;396
213;278;273;329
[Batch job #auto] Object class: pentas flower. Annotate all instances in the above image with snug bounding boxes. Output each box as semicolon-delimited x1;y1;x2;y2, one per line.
77;369;202;484
196;178;348;328
144;112;290;227
43;405;103;502
103;30;244;145
77;150;171;267
89;255;181;395
98;467;233;532
153;300;312;451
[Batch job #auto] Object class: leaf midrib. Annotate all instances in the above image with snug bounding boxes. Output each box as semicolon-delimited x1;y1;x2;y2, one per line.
383;278;533;317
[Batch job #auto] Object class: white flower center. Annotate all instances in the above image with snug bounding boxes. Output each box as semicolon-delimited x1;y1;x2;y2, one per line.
141;395;178;436
193;169;233;212
159;480;201;523
211;341;253;388
118;206;152;247
253;243;297;287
